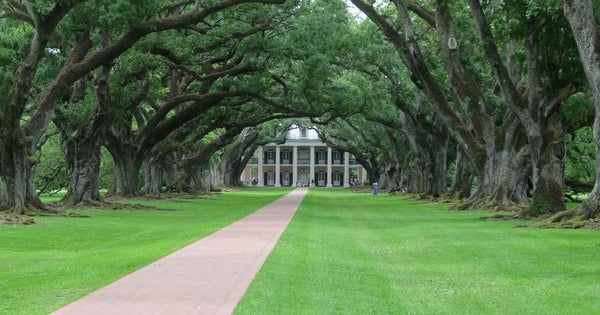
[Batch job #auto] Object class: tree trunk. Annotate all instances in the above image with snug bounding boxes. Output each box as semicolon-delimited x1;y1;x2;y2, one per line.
564;0;600;219
0;141;51;215
59;132;102;205
57;42;112;206
429;137;448;197
111;152;140;197
453;118;527;211
528;114;566;216
189;164;222;192
385;166;400;193
0;19;65;218
143;157;163;195
402;169;419;193
191;168;211;192
104;117;141;197
222;165;243;187
359;156;381;186
450;147;473;199
220;139;256;187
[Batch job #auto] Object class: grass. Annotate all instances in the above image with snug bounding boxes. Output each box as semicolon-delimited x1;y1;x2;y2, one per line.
0;188;292;314
235;189;600;314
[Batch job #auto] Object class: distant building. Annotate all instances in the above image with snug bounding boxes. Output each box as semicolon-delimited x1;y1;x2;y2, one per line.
241;126;367;187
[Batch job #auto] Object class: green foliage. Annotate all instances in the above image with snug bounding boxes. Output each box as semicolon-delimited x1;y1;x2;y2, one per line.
561;93;594;129
565;127;596;187
29;0;58;17
99;147;114;190
0;21;33;104
34;128;67;196
59;0;166;37
55;96;97;130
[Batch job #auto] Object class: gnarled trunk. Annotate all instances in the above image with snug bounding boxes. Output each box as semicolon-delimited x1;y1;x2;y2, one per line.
221;140;257;187
0;17;67;219
384;166;400;193
402;169;419;193
58;46;112;206
104;118;141;197
528;114;566;215
429;138;448;197
222;166;243;187
366;166;380;186
0;140;50;215
110;152;140;197
59;134;102;205
453;118;528;211
564;0;600;219
143;158;163;195
450;147;473;199
188;164;222;192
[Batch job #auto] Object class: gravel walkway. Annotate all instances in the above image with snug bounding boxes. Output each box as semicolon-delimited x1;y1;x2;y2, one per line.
53;188;308;315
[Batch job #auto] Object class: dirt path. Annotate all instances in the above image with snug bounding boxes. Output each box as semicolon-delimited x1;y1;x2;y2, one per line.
52;188;308;315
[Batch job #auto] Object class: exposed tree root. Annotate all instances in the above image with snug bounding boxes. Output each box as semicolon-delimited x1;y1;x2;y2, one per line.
437;192;466;204
50;199;173;211
450;190;526;212
106;192;215;202
55;198;110;209
479;213;521;221
0;212;35;225
0;202;69;225
535;207;600;230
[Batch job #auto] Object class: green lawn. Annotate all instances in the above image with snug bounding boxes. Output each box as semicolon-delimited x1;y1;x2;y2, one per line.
236;189;600;314
0;188;292;314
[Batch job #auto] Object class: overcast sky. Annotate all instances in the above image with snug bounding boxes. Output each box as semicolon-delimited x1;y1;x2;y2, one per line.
344;0;366;20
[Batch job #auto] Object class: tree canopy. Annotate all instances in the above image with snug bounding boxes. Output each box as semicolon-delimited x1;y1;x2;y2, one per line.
0;0;599;227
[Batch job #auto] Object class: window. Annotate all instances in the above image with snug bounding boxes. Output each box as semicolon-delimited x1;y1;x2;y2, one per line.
333;151;341;164
282;172;290;183
266;172;275;185
265;150;275;164
282;150;291;163
316;172;327;186
301;127;307;138
317;150;326;164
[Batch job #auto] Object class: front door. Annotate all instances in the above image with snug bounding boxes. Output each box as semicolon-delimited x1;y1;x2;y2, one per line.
298;171;309;187
266;172;275;186
316;172;326;186
281;172;291;186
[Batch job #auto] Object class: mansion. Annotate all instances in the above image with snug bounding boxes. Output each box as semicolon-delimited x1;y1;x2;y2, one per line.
241;127;367;187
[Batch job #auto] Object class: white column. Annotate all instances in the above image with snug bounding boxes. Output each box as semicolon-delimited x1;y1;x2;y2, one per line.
293;146;298;187
241;168;246;186
362;167;368;185
344;152;350;187
257;147;264;187
275;146;281;187
326;147;332;187
309;146;315;187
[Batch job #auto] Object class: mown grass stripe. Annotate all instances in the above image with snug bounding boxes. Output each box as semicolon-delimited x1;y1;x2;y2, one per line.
0;188;292;315
236;189;600;314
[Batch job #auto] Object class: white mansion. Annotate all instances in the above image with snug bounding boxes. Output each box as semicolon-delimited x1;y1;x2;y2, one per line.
241;127;367;187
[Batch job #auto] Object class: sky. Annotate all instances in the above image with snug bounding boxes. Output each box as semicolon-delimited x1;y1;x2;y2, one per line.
344;0;366;20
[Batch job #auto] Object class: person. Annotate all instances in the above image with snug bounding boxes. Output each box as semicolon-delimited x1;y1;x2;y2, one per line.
372;182;379;196
302;180;305;187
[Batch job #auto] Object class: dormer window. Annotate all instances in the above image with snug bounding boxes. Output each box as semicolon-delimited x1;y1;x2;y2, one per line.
301;127;307;138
